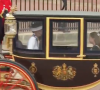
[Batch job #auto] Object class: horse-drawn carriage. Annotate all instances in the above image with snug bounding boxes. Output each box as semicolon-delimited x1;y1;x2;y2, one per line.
1;9;100;90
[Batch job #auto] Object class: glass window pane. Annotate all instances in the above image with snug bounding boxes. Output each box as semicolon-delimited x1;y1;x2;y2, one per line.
50;19;80;53
52;21;78;47
17;20;43;50
87;21;100;51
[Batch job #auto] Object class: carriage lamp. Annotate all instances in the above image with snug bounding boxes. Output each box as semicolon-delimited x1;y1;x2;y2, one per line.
4;7;17;53
5;7;17;34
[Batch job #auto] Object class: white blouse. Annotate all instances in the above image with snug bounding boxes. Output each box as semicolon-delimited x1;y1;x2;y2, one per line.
27;35;39;50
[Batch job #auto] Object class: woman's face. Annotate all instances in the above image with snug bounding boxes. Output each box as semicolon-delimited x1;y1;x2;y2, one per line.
89;35;94;44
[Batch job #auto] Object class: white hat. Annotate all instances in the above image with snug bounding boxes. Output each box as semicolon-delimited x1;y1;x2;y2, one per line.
30;21;42;31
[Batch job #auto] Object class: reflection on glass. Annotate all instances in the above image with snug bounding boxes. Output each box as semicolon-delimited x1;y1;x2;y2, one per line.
52;21;78;47
87;22;100;51
17;21;43;50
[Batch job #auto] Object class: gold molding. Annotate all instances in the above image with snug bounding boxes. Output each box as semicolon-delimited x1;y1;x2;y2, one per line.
37;80;100;90
47;17;83;20
12;54;100;60
46;17;85;60
12;54;82;60
77;18;86;58
46;17;49;59
13;54;46;60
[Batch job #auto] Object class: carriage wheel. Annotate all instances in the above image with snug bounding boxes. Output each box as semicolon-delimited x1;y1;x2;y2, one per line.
0;59;39;90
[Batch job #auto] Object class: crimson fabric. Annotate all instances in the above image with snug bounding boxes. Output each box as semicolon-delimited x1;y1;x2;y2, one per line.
0;2;4;15
1;0;11;12
2;0;11;12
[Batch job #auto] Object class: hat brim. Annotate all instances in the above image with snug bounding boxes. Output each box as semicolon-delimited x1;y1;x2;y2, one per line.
30;26;42;32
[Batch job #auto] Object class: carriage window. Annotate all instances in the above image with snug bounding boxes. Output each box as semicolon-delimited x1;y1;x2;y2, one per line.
50;19;80;53
17;20;43;50
87;22;100;51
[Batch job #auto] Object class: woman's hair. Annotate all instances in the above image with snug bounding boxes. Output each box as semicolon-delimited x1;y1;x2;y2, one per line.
90;32;100;47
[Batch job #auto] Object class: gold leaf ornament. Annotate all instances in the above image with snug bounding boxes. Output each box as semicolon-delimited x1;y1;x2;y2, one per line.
52;63;76;81
92;63;99;77
29;62;37;74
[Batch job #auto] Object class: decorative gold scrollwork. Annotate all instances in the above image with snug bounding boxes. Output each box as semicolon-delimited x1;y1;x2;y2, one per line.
29;62;37;74
92;63;99;77
9;6;17;14
52;63;76;81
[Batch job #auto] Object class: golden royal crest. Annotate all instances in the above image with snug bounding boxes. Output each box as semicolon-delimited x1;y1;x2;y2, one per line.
92;63;99;77
52;63;76;81
29;62;37;74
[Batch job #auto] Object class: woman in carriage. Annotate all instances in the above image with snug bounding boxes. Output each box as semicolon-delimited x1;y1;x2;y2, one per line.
89;32;100;51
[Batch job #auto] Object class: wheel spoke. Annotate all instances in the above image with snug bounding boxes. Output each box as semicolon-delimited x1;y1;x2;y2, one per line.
8;78;24;90
0;60;38;90
0;67;32;90
4;72;12;88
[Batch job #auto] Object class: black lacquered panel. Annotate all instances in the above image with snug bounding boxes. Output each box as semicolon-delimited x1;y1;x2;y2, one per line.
15;57;100;87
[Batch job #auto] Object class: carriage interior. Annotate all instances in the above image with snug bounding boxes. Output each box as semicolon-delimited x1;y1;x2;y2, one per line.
3;11;100;90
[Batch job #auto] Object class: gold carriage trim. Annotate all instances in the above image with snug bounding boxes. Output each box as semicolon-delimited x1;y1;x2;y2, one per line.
29;62;37;74
92;63;99;77
52;63;76;81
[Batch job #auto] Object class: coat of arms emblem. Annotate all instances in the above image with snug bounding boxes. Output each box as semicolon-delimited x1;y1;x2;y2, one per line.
92;63;99;77
52;63;76;81
29;62;37;74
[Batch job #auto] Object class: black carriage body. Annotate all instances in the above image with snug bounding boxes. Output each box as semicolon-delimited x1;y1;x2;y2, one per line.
12;11;100;90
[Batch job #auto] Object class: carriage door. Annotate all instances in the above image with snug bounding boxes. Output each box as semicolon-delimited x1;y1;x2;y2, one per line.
46;17;84;60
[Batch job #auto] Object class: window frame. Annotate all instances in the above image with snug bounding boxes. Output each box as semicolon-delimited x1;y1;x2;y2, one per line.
84;19;100;56
46;17;84;60
13;18;46;58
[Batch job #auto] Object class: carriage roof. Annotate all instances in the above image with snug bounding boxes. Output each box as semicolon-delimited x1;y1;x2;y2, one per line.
14;11;100;17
